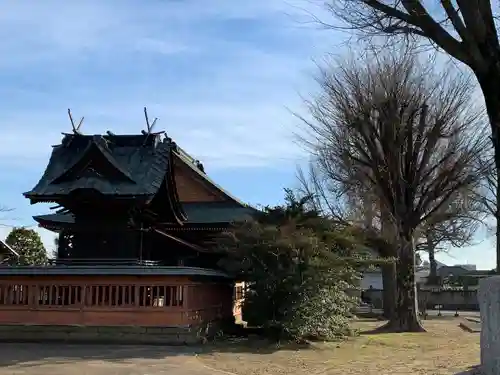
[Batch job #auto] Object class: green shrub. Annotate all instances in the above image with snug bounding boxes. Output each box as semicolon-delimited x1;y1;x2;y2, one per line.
214;191;374;341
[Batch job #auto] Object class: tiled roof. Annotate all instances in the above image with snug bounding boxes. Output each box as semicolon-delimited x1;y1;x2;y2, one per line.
174;148;247;205
0;266;230;277
24;133;172;198
178;202;258;223
34;201;259;227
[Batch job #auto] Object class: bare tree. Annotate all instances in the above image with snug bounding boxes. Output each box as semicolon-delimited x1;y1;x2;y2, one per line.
299;162;484;314
477;156;497;219
418;188;486;284
468;144;499;244
298;164;399;318
322;0;500;273
298;51;487;331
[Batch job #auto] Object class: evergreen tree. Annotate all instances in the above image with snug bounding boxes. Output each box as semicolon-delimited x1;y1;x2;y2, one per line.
6;227;48;266
213;190;377;341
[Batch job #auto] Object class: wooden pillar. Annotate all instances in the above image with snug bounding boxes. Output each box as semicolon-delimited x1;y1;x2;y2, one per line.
57;231;65;259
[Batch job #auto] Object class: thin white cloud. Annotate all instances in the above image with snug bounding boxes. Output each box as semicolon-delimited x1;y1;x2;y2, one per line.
0;0;335;170
0;1;332;64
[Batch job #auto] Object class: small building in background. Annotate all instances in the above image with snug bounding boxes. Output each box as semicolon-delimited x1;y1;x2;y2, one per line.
361;261;488;291
360;260;451;291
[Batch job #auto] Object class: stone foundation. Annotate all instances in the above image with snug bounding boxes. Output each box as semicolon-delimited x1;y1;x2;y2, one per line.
0;322;222;345
478;276;500;375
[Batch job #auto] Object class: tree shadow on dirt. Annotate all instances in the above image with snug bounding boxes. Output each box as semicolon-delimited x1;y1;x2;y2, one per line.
0;342;196;368
358;314;466;335
202;336;313;355
0;328;313;368
453;365;482;375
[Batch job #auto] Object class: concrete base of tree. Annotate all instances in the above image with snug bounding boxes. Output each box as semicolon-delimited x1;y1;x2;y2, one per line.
478;276;500;375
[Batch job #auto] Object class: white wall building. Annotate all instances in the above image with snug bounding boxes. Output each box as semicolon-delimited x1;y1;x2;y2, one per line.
359;260;477;290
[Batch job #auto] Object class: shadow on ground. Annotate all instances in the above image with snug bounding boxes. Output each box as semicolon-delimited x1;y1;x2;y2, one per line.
202;336;313;355
358;314;477;335
0;317;481;370
0;334;299;368
0;343;196;368
454;365;482;375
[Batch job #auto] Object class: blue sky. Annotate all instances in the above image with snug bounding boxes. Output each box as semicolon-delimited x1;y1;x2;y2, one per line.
0;0;494;269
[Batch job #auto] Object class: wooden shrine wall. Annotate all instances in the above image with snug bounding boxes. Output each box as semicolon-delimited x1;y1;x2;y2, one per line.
173;157;226;203
0;275;233;327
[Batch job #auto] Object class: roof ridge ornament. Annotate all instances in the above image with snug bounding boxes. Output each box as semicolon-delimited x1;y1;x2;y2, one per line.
195;160;205;173
142;107;160;147
142;107;158;134
164;136;178;151
67;108;84;135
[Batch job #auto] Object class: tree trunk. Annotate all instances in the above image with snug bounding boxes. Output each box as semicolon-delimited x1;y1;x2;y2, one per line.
380;206;396;319
56;232;63;259
427;233;438;285
428;248;438;284
478;70;500;274
497;220;500;274
381;263;396;319
385;227;425;332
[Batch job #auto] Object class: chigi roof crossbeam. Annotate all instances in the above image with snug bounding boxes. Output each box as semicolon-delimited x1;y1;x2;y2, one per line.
141;107;165;146
67;108;84;135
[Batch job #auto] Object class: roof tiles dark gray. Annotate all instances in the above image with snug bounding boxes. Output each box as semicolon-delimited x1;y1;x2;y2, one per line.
24;133;171;198
34;201;259;226
0;265;231;277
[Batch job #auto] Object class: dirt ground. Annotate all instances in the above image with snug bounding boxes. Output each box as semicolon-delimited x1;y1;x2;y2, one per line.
198;318;481;375
0;319;481;375
0;344;212;375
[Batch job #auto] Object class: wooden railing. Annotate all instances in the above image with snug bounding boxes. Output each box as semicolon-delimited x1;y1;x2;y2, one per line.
4;284;184;307
0;278;233;327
